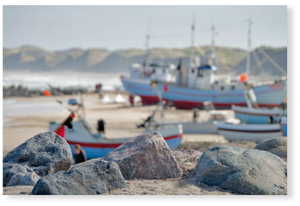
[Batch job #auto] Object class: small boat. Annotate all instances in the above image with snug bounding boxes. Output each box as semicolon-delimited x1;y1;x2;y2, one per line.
215;123;283;142
46;88;182;159
232;105;283;124
152;101;240;134
216;90;287;141
49;118;182;159
232;88;286;124
280;116;287;136
48;91;183;160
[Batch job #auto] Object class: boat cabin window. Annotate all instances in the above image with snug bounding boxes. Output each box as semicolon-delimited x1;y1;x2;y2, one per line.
221;86;224;90
198;69;203;77
232;85;235;90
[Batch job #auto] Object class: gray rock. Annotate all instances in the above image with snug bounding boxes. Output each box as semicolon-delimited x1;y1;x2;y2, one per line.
3;132;73;186
31;160;126;195
195;146;287;195
3;163;35;187
103;132;182;179
7;172;40;187
172;149;202;162
254;136;287;161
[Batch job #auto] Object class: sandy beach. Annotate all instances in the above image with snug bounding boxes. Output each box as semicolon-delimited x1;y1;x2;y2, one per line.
3;92;258;195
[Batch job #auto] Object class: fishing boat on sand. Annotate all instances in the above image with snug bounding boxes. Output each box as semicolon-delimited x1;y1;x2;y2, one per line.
151;101;240;134
215;122;284;142
280;116;287;137
214;88;287;142
231;86;287;124
49;118;182;159
48;93;182;159
121;20;287;109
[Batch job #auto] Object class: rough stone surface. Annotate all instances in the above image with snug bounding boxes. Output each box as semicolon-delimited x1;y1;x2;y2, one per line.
172;149;202;175
7;172;40;187
254;136;287;162
172;149;202;162
195;146;287;195
3;163;35;187
31;160;126;195
3;132;73;186
103;132;182;179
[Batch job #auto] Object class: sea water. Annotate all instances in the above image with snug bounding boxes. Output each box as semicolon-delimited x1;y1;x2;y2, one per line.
3;99;67;117
3;71;128;119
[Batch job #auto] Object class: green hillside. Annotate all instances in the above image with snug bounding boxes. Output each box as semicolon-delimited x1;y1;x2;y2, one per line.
3;45;286;76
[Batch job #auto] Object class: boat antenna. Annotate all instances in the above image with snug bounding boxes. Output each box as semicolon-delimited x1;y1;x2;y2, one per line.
145;16;151;67
246;19;253;77
190;13;196;67
211;24;218;66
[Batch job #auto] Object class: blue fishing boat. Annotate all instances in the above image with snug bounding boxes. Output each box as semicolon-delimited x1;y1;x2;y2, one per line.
280;116;287;136
121;20;287;110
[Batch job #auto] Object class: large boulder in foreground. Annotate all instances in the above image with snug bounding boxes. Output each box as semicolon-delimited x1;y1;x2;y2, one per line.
3;132;72;186
195;146;287;195
103;132;182;179
254;136;287;162
31;160;126;195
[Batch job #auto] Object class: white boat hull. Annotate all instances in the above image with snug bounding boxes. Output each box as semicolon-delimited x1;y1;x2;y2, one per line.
232;105;282;124
49;120;182;159
215;123;283;142
153;122;218;134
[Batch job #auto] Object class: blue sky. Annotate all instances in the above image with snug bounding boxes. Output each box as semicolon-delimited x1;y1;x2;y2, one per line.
3;5;287;51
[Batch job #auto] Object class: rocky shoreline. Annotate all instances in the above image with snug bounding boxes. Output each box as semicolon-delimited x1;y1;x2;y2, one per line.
3;85;88;97
3;132;287;195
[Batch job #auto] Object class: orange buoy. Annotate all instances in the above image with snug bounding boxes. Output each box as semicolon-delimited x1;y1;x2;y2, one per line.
239;74;248;82
44;90;51;96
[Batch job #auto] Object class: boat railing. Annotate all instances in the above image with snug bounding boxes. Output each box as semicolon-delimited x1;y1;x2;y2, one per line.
203;101;215;111
250;76;287;87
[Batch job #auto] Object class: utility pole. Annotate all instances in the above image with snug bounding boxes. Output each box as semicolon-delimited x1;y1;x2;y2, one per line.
190;13;196;67
246;19;252;77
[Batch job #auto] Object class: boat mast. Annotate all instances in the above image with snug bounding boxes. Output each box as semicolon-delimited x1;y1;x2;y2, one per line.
190;13;196;67
146;17;151;66
246;19;252;77
142;17;151;79
211;24;216;66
